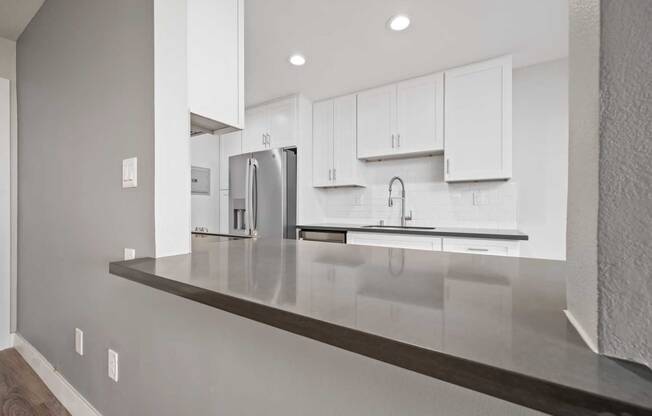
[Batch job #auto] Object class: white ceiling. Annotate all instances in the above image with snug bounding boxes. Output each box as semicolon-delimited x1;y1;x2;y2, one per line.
245;0;568;106
0;0;45;40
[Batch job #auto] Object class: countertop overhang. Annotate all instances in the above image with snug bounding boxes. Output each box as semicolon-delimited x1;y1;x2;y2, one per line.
296;223;529;240
109;236;652;416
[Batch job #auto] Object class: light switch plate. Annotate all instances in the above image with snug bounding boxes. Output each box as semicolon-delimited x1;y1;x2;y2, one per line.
75;328;84;356
122;157;137;188
108;349;119;382
124;248;136;260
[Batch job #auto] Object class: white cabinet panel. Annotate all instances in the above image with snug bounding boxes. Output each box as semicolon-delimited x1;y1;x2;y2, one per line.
312;100;334;187
243;97;299;153
347;232;442;252
396;73;444;155
357;74;443;160
356;85;396;159
243;106;268;153
312;95;363;188
188;0;243;131
267;98;298;149
444;56;512;182
219;131;242;190
442;237;520;257
333;95;361;186
219;190;229;233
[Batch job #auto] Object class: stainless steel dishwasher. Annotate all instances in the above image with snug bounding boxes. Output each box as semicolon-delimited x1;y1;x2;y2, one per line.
297;229;347;244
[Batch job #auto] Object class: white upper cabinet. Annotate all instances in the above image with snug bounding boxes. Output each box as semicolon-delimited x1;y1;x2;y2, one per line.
333;95;362;186
357;73;444;160
188;0;244;133
357;85;396;160
242;96;299;153
219;130;242;190
396;73;444;155
313;95;364;187
267;98;298;149
312;101;334;187
242;105;268;153
444;56;512;182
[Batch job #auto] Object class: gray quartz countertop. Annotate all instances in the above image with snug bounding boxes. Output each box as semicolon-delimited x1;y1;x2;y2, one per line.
296;223;529;240
109;236;652;415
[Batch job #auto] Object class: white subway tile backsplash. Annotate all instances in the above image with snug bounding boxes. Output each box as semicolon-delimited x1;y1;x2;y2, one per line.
318;156;518;229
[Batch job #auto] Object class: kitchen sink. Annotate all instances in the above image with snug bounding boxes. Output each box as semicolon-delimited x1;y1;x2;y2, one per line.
362;225;436;230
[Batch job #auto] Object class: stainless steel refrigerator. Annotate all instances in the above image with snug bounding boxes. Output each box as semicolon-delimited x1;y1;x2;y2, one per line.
229;148;297;238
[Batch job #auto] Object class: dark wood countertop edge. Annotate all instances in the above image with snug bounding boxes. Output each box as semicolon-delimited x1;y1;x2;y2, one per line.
295;225;529;241
109;260;651;416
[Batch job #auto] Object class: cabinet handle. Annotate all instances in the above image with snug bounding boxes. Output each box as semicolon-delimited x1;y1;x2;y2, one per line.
267;134;271;146
467;248;489;252
446;159;450;174
262;134;266;146
328;169;332;181
333;169;336;181
391;134;395;148
397;134;401;148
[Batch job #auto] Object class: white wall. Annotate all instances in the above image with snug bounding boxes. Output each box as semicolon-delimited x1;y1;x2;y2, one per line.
190;134;221;232
0;37;16;342
514;58;569;260
316;59;569;260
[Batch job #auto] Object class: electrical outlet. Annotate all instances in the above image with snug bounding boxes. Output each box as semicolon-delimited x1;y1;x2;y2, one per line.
75;328;84;356
108;349;119;382
124;248;135;260
473;191;489;206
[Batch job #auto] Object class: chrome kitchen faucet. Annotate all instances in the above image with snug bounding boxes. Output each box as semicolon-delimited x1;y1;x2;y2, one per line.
388;176;413;227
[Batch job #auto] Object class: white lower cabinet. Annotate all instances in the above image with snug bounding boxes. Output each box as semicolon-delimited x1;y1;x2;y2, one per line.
442;237;520;257
346;232;520;257
347;232;442;251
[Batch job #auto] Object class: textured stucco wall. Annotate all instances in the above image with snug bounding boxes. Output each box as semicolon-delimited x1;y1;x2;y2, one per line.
598;0;652;367
566;0;600;347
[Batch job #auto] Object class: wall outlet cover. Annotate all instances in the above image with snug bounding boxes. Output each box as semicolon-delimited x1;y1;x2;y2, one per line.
124;248;136;260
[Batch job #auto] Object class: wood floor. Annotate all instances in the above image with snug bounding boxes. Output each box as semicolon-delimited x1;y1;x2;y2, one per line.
0;348;70;416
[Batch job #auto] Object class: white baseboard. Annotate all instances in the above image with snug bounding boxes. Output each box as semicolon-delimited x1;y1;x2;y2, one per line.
563;309;599;353
13;333;103;416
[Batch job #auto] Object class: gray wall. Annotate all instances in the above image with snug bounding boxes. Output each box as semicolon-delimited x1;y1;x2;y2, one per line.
566;0;600;346
598;0;652;367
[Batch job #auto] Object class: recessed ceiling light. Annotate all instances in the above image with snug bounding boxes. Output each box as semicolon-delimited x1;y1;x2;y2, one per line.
289;54;306;66
387;14;410;31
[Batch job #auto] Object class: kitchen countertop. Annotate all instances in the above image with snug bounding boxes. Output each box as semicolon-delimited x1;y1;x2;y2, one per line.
109;236;652;415
296;223;529;240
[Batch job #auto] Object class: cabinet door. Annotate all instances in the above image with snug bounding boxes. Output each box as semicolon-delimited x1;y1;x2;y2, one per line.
347;232;442;251
268;98;298;149
396;73;444;155
219;131;243;190
243;106;268;153
312;100;334;187
219;190;230;233
444;56;512;182
188;0;243;129
442;237;520;257
332;94;360;186
356;85;396;159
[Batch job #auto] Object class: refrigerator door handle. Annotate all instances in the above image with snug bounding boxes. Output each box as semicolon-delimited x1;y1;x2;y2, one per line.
245;158;252;235
251;158;259;236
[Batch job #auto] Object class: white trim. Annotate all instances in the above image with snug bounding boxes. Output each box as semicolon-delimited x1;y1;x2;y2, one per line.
13;334;103;416
564;309;599;353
